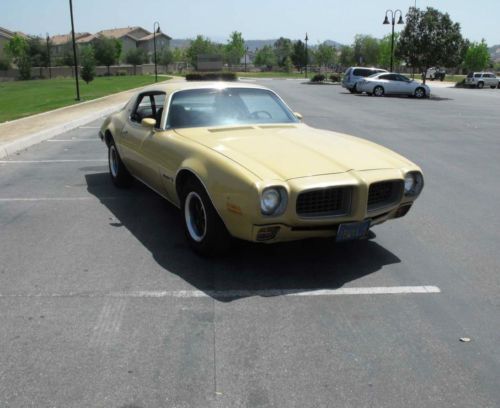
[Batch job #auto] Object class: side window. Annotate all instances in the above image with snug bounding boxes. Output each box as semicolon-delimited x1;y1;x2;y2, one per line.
378;74;391;80
474;74;481;78
131;94;153;123
130;92;166;125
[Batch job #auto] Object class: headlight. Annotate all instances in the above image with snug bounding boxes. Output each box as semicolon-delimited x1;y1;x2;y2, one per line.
404;172;424;196
260;187;288;216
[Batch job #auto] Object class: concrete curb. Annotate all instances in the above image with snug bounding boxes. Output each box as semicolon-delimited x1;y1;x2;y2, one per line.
0;103;123;159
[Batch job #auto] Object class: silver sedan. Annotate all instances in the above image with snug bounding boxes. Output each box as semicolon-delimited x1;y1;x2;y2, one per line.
356;73;431;98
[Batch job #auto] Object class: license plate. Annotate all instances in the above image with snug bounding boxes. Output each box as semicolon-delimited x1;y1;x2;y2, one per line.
336;220;371;242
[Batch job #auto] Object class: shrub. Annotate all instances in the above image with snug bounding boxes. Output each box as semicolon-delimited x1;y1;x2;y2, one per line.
115;70;127;76
185;72;237;81
80;46;96;84
311;74;326;82
329;74;341;82
0;58;10;71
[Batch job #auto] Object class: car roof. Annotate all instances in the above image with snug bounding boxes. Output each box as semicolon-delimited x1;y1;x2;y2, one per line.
133;80;270;96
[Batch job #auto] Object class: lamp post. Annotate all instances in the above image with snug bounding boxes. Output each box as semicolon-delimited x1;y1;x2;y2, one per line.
68;0;80;101
46;32;51;79
244;46;249;72
383;9;404;72
304;33;309;78
153;21;160;82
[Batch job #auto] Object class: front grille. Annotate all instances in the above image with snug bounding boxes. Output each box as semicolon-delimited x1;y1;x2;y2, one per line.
296;186;352;217
367;180;403;212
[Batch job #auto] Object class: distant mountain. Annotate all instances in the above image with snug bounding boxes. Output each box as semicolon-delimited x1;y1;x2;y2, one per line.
170;38;344;50
489;45;500;62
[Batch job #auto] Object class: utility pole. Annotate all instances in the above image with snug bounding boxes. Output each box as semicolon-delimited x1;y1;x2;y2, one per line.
69;0;80;100
46;33;52;79
305;33;309;78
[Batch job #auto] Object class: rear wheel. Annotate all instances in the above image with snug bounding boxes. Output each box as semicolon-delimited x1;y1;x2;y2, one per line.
414;87;426;99
490;85;496;89
349;86;358;94
373;86;384;97
181;178;231;256
477;82;484;89
108;138;132;188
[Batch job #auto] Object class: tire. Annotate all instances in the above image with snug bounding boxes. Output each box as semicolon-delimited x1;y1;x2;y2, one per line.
180;178;231;256
477;82;484;89
108;138;132;188
348;87;358;94
414;87;426;99
373;86;384;97
490;85;496;89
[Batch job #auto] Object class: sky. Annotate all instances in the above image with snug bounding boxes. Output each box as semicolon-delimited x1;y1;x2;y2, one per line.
2;0;499;46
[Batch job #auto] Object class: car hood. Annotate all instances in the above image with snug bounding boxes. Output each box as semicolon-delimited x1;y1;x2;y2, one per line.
174;123;414;181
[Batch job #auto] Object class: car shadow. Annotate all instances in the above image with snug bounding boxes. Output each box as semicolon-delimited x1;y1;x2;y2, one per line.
85;172;401;302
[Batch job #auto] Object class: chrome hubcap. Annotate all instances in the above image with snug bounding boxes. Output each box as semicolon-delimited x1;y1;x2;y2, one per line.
109;146;119;177
415;89;424;98
375;87;383;96
185;192;207;242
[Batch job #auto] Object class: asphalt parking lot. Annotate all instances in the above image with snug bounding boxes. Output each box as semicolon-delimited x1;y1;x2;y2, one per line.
1;80;499;408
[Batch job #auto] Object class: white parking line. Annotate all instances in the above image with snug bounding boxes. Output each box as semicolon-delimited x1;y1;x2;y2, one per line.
46;139;98;142
0;159;106;163
0;286;441;299
0;197;117;202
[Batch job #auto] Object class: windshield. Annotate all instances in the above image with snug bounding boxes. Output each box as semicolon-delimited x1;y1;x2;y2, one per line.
166;88;299;129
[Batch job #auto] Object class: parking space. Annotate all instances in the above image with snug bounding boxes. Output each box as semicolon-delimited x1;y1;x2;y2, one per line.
0;82;499;407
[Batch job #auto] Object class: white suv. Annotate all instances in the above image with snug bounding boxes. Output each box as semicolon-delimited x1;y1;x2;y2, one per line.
342;67;388;93
465;72;499;89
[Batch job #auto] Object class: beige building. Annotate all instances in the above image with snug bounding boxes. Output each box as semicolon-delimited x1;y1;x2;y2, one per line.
50;26;171;61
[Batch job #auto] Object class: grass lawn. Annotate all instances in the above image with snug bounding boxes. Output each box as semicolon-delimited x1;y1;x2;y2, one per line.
0;75;170;123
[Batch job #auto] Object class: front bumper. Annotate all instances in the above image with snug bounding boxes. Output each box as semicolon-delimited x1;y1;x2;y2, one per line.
225;169;420;243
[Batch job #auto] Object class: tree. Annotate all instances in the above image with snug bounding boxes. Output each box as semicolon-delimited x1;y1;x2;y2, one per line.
172;47;186;62
339;45;354;67
273;37;293;67
291;40;306;70
80;45;96;84
94;35;120;75
224;31;245;66
378;33;401;69
125;48;146;75
254;45;277;70
353;34;380;66
396;7;467;84
186;35;218;69
463;40;491;72
315;42;336;69
158;48;174;71
6;34;31;80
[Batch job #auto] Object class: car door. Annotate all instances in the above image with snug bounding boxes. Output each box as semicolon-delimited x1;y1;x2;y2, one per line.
120;92;165;187
394;74;414;95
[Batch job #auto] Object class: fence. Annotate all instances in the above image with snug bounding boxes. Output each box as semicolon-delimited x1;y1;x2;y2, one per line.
0;63;171;81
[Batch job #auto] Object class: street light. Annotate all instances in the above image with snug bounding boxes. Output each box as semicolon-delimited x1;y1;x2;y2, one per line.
46;32;51;79
304;33;309;78
68;0;80;101
383;9;404;72
244;46;249;72
153;21;160;82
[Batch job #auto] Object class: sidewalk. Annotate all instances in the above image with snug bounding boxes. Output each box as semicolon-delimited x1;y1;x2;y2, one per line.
0;78;180;158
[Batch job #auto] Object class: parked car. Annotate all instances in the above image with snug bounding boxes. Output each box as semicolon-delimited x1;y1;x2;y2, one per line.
356;73;431;98
423;67;446;81
342;66;388;93
100;81;424;255
464;72;500;89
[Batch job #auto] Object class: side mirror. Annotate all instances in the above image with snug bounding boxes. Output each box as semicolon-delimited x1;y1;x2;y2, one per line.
141;118;156;128
294;112;303;121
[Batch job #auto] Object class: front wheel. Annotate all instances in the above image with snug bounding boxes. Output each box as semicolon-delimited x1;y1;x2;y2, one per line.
181;179;232;256
373;86;384;97
108;139;132;188
414;87;426;99
477;82;484;89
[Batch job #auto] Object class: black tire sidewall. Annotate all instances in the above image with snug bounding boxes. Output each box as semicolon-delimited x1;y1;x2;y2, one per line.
181;179;231;256
108;139;132;188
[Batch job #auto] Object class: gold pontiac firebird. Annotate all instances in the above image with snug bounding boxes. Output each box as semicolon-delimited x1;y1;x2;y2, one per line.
99;81;424;255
